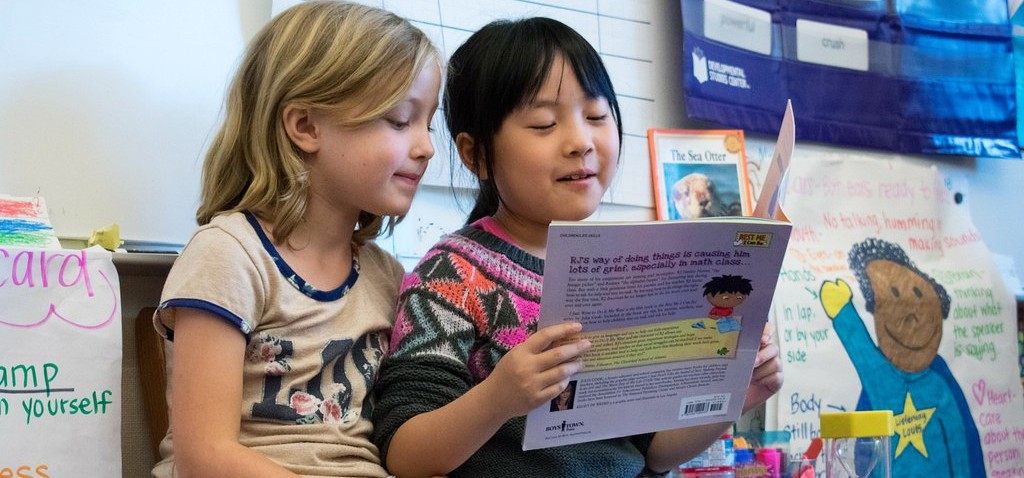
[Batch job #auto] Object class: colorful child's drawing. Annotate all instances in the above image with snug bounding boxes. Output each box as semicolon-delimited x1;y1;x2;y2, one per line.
819;238;985;477
0;195;61;249
703;274;752;320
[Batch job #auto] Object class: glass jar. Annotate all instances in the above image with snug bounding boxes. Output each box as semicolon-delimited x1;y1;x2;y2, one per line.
820;410;894;478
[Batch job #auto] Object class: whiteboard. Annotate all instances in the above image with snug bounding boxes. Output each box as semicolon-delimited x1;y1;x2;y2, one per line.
0;2;255;246
0;1;683;247
278;0;692;205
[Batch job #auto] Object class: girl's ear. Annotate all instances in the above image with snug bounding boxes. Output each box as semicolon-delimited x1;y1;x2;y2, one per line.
283;104;319;154
455;132;487;180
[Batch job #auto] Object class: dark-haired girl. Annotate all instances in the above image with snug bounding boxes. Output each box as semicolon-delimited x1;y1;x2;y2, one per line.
373;17;783;478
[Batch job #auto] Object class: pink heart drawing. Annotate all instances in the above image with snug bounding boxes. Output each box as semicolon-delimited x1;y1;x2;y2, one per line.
972;379;986;406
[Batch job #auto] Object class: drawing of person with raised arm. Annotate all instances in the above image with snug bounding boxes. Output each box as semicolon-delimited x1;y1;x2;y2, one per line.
819;238;984;477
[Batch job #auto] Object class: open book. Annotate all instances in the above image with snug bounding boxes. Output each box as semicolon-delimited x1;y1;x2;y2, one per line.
522;103;795;450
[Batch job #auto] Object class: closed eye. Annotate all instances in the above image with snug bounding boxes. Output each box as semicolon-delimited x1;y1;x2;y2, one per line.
387;118;410;129
530;123;556;130
587;114;608;121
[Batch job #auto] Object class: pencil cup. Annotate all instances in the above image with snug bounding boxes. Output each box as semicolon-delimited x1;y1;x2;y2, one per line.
820;411;893;478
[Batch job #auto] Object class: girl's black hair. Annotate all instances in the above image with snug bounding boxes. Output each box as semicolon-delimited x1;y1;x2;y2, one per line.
443;17;623;224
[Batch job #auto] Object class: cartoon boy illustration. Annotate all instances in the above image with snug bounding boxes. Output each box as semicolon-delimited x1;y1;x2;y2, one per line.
703;274;752;319
820;238;984;477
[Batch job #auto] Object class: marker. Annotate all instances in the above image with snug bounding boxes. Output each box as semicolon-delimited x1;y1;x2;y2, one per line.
796;438;822;478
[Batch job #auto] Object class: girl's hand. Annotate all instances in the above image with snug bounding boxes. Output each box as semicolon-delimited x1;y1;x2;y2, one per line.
744;320;783;413
384;321;591;477
483;322;591;418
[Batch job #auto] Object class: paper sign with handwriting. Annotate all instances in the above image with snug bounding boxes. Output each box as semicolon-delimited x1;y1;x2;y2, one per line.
771;147;1022;477
0;246;122;477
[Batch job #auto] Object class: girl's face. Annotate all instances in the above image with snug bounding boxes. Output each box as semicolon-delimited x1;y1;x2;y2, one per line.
305;62;440;219
489;55;619;229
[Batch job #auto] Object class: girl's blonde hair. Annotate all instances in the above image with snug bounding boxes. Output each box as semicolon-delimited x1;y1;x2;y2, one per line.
197;1;438;245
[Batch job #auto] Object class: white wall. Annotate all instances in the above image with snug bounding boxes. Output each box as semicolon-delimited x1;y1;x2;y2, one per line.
942;156;1024;270
1;1;1020;275
0;2;264;245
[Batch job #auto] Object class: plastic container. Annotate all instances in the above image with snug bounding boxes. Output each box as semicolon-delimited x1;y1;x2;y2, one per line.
677;466;736;478
735;448;755;467
756;447;781;478
734;447;766;477
677;435;736;478
820;411;894;478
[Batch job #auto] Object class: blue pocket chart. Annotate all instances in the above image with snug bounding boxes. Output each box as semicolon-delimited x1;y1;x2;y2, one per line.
681;0;1020;159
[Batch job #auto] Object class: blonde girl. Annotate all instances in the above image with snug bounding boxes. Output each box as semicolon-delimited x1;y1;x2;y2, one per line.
152;2;439;477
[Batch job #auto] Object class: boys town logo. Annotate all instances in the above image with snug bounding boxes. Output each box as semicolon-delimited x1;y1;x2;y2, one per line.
546;420;586;433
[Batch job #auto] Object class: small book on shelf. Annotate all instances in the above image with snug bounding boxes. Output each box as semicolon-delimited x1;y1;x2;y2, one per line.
647;129;754;221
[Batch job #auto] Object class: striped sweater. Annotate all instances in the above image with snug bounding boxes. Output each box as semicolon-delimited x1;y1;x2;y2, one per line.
373;223;652;477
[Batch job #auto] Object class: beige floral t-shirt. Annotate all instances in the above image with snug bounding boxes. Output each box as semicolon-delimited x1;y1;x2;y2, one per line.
152;212;402;477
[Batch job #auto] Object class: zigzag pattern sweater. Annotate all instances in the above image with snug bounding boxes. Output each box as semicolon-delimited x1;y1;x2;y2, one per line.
373;223;653;477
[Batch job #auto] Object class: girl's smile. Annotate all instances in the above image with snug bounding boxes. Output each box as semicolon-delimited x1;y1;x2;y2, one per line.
556;168;598;183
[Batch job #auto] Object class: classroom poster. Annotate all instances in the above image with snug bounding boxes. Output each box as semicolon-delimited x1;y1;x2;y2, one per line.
770;149;1024;476
0;246;122;477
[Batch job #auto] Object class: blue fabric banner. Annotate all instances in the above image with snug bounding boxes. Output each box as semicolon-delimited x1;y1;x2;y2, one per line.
682;0;1020;159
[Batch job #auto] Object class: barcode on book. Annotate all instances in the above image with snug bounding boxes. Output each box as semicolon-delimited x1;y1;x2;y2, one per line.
678;393;730;419
684;401;722;414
